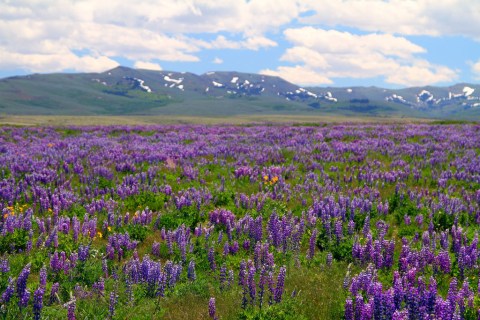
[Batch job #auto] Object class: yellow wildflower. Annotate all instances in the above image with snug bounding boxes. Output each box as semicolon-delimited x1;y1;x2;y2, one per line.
97;231;103;238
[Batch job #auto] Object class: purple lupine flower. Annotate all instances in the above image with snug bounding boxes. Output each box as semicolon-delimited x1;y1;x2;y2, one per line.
436;250;451;274
363;215;371;237
345;298;354;320
254;242;262;267
208;246;216;271
383;288;396;320
109;291;118;319
92;278;105;296
355;294;364;320
209;297;217;320
274;266;286;303
188;260;196;281
72;216;80;242
362;299;373;320
166;231;173;254
66;299;76;320
16;263;31;298
230;241;239;255
335;219;343;243
39;266;47;288
258;267;267;308
49;282;60;305
426;277;437;315
1;277;14;304
125;276;133;305
240;266;248;309
392;309;408;320
348;219;355;235
0;258;9;273
223;241;230;256
307;229;318;260
219;264;227;290
326;252;333;266
152;241;160;257
102;258;108;278
50;251;62;272
33;287;45;320
78;244;90;262
248;266;256;303
19;289;30;308
405;286;420;319
238;260;247;286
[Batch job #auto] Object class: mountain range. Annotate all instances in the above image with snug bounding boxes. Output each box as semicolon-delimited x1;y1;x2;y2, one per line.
0;66;479;119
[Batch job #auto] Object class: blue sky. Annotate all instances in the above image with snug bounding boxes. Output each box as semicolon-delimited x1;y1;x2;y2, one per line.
1;0;479;88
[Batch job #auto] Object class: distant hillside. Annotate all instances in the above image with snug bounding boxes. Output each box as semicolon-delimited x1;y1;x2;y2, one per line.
0;66;479;119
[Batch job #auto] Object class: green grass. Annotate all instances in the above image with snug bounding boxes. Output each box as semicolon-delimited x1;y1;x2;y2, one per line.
0;114;435;126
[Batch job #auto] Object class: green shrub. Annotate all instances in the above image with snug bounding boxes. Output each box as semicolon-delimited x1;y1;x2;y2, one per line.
0;229;28;254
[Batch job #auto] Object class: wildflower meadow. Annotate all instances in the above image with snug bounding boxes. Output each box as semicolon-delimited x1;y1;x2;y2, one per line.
0;123;479;319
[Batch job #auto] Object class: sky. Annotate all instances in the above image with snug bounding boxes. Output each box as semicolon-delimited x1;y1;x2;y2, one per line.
1;0;480;88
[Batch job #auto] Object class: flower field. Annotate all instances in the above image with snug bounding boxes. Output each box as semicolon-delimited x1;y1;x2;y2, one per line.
0;123;479;319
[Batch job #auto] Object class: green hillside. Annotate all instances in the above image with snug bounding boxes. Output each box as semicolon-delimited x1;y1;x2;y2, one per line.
0;67;479;119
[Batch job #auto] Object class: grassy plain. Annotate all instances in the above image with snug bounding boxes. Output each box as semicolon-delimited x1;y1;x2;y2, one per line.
0;114;435;126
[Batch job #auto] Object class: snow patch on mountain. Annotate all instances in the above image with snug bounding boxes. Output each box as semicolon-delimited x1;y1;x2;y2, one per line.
231;77;239;84
131;78;151;93
386;94;408;105
92;78;107;86
417;90;433;103
164;76;183;84
212;81;224;88
463;86;475;97
324;92;337;102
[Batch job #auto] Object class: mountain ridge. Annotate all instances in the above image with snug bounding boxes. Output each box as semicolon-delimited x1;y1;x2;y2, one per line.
0;66;479;119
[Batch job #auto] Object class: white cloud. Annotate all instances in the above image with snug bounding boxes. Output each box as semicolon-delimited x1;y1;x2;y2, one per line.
301;0;480;40
212;57;223;64
267;27;458;86
0;48;119;73
201;35;277;50
0;0;475;83
283;28;425;58
386;63;458;86
261;66;332;86
134;61;162;71
0;0;288;73
472;60;480;79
